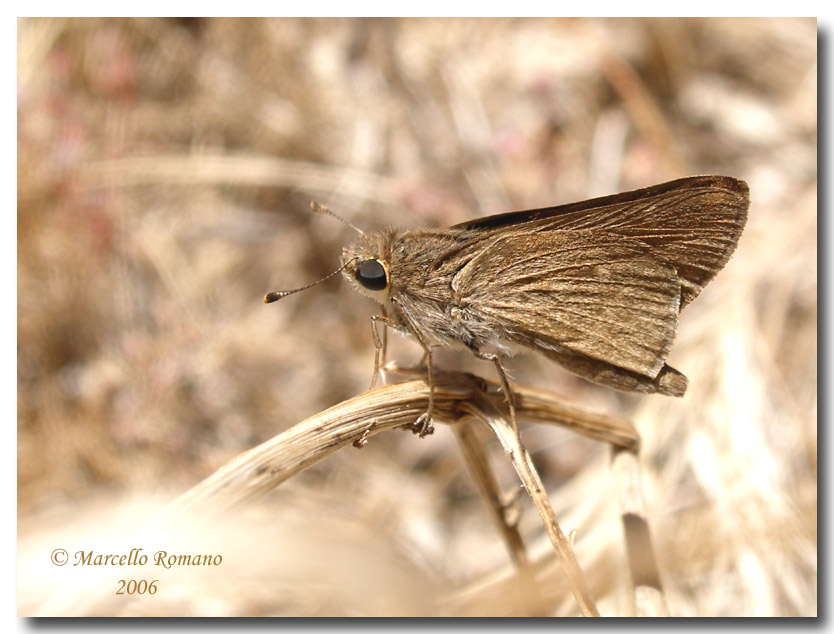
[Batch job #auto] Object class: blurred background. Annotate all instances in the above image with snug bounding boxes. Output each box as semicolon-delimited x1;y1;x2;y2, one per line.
17;18;816;616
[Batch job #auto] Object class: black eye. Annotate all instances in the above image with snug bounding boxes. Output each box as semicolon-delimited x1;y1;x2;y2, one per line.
356;259;388;291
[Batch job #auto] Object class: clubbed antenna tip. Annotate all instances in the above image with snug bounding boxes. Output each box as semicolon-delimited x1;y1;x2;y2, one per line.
263;291;290;303
263;257;360;305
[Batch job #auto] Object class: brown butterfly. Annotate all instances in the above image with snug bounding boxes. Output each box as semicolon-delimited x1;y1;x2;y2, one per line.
266;175;749;436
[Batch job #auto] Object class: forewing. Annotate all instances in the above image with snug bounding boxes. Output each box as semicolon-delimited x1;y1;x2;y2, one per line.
451;176;749;308
454;231;681;378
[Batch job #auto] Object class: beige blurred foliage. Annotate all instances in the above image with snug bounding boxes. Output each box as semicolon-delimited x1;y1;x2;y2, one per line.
17;17;816;616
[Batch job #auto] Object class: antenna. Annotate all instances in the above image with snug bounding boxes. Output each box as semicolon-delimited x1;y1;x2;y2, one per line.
310;201;365;235
263;257;359;304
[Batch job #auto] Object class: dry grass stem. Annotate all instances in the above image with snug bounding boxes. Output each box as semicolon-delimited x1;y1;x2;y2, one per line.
79;154;401;206
167;377;466;515
463;396;601;616
451;420;545;614
612;448;670;616
168;370;637;615
384;362;640;450
451;420;530;570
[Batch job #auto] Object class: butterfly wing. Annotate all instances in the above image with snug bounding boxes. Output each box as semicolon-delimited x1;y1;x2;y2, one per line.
453;231;682;387
451;176;749;308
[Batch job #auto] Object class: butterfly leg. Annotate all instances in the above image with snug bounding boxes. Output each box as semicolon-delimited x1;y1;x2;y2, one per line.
370;312;408;389
472;349;519;436
412;345;436;438
388;298;436;437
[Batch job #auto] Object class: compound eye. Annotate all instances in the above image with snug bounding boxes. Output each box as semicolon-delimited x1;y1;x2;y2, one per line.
356;259;388;291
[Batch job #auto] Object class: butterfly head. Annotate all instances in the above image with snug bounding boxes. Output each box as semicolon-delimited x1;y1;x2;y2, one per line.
341;229;398;304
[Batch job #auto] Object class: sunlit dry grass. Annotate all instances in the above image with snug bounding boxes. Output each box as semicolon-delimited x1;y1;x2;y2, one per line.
17;17;816;616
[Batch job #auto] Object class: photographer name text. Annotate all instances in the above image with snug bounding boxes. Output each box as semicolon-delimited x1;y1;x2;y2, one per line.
73;549;222;568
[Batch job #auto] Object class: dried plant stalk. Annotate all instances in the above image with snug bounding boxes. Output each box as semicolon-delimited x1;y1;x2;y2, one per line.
454;394;600;616
452;420;546;615
168;371;652;616
169;372;638;515
611;448;670;616
79;154;401;205
167;377;459;515
452;421;530;568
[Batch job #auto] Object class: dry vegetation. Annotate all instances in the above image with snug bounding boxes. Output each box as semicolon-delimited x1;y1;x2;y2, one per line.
17;17;816;616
